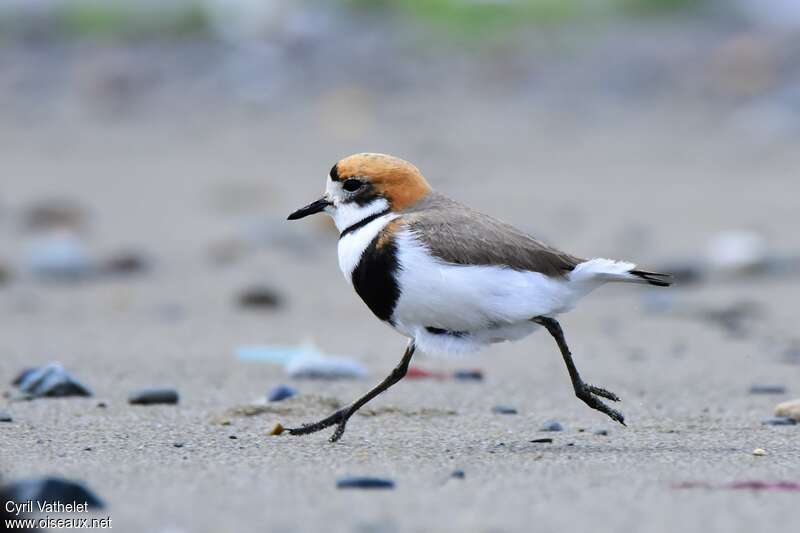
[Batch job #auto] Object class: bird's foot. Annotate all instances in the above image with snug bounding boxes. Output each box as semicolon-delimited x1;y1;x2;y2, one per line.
286;407;351;443
576;383;625;426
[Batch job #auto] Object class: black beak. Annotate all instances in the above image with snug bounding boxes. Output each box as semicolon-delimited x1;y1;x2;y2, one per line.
287;197;332;220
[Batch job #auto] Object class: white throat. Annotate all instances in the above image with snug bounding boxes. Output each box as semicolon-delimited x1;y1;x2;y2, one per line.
330;197;390;233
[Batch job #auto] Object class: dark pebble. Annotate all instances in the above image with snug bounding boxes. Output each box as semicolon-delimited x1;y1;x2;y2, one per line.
451;470;465;479
102;251;149;276
530;438;553;444
173;443;185;448
1;476;104;510
336;476;395;490
15;363;93;398
749;384;787;395
96;402;107;408
229;435;237;440
594;429;609;436
540;420;564;432
761;417;797;426
238;287;283;309
491;405;518;415
22;199;86;232
267;384;298;402
128;387;179;405
0;410;12;423
452;369;483;381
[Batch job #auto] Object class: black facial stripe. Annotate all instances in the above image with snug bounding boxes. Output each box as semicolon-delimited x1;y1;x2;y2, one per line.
339;208;391;239
351;231;400;324
330;164;340;181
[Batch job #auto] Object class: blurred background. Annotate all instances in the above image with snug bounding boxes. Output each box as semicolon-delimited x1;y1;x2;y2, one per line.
2;1;800;532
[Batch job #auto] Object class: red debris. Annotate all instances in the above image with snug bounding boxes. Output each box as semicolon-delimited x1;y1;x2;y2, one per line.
406;366;446;380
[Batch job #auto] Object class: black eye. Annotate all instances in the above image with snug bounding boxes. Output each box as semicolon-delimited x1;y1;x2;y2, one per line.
342;179;362;192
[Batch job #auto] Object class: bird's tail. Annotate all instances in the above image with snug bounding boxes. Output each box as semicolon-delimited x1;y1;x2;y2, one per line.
627;269;672;287
569;258;672;287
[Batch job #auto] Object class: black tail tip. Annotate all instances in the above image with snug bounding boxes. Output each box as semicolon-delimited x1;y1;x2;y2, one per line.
630;269;673;287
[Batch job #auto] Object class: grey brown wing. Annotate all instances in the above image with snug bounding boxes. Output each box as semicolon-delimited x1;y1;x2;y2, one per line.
402;194;582;278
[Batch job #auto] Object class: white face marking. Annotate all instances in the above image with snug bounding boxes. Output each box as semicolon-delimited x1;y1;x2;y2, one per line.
322;175;390;232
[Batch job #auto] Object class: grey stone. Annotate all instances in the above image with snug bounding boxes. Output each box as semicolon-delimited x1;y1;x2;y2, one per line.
761;416;796;426
337;476;395;490
749;384;787;395
128;387;179;405
540;420;564;432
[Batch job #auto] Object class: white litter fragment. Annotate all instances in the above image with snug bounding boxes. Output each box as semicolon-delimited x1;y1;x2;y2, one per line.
286;355;367;380
235;342;367;379
707;230;768;274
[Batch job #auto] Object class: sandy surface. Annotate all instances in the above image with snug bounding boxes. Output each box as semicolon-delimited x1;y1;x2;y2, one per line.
2;31;800;532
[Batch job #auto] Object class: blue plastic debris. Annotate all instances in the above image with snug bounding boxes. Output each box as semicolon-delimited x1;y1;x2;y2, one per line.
15;363;92;398
267;384;298;402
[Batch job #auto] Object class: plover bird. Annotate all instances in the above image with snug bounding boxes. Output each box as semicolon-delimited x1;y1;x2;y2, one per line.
287;153;671;442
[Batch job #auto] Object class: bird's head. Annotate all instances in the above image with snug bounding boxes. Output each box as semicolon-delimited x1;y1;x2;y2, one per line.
287;153;432;232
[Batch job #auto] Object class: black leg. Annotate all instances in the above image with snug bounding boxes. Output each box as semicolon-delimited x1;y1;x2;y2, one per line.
287;340;416;442
533;316;626;426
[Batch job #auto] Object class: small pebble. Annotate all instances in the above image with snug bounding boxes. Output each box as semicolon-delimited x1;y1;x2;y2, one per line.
229;435;238;440
594;429;609;436
336;476;395;490
269;423;285;436
749;384;787;395
22;199;86;232
173;443;185;448
530;438;553;444
761;416;796;426
540;420;564;432
450;469;465;479
452;369;483;381
102;251;149;275
268;384;297;402
128;387;179;405
752;448;767;456
96;402;107;408
491;405;518;415
238;286;283;309
15;363;93;398
0;410;12;423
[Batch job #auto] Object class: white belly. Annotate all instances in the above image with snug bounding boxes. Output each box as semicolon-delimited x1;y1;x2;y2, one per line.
390;229;587;354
